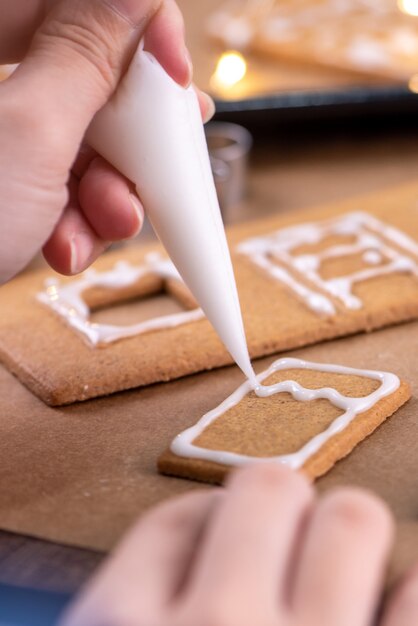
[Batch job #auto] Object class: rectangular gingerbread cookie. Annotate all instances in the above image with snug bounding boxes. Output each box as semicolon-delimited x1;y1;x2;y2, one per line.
0;182;418;405
158;358;411;484
208;0;418;82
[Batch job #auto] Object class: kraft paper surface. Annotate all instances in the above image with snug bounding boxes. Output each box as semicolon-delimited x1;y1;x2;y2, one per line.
0;321;416;586
0;182;417;588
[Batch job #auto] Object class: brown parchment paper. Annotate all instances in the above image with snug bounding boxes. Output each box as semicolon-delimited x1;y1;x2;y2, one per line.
0;319;416;585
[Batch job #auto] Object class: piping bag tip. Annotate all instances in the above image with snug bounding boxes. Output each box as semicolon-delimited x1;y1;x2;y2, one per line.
87;45;256;384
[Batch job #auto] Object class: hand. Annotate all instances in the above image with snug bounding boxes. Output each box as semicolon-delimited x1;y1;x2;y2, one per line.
0;0;214;284
59;464;417;626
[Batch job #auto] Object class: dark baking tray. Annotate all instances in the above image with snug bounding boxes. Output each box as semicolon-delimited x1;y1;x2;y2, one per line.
214;84;418;126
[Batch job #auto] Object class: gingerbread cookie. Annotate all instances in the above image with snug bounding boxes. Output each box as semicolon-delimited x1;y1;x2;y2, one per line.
0;184;418;405
208;0;418;82
158;358;411;484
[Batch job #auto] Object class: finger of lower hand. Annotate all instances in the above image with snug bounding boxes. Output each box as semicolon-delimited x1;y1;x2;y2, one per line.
188;464;313;621
59;490;221;626
380;564;418;626
293;488;393;626
79;156;144;241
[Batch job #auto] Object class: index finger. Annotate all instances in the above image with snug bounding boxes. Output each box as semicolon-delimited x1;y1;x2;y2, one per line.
59;490;221;626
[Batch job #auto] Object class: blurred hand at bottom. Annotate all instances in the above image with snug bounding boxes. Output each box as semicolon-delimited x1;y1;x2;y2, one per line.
60;464;418;626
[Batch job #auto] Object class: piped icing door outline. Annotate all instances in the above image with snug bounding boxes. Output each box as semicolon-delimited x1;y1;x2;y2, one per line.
237;212;418;316
37;253;204;346
170;358;401;470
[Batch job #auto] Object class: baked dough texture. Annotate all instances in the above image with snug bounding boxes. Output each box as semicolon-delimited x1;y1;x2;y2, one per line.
0;184;417;405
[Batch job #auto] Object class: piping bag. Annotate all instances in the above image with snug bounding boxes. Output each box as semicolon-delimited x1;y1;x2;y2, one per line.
87;45;257;386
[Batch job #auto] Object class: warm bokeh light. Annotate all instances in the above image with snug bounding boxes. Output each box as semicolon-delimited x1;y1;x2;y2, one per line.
212;51;247;89
398;0;418;16
408;73;418;92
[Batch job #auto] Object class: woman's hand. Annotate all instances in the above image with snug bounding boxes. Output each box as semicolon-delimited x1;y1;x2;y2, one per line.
0;0;214;284
60;464;417;626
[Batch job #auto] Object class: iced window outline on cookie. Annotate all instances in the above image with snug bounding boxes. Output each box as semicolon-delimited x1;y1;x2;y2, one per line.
237;212;418;316
170;358;400;470
37;253;204;346
214;1;413;72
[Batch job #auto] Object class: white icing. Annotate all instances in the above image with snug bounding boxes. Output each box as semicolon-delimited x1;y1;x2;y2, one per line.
389;28;418;56
171;358;400;470
37;253;205;346
237;212;418;314
332;0;355;13
345;36;400;69
213;0;395;61
246;249;336;316
345;37;391;69
223;16;254;49
262;17;295;42
207;12;255;49
363;250;383;265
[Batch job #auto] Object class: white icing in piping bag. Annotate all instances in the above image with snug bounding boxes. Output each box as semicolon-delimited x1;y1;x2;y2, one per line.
87;46;256;385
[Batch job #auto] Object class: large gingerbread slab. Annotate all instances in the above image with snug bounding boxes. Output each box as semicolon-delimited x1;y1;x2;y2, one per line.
0;183;418;405
209;0;418;82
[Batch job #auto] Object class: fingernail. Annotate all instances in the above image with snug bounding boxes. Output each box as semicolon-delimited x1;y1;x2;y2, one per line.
202;93;216;124
70;232;93;274
129;193;144;236
183;47;194;88
107;0;152;24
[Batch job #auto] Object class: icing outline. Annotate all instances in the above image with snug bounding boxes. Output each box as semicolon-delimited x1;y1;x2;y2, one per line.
210;1;418;76
37;253;204;346
237;211;418;315
171;357;400;470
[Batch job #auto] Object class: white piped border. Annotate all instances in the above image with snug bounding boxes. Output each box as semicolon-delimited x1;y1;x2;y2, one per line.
237;211;418;315
170;358;400;470
37;253;204;346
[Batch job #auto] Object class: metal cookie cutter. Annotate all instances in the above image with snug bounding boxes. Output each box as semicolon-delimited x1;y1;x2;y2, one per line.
206;122;253;219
